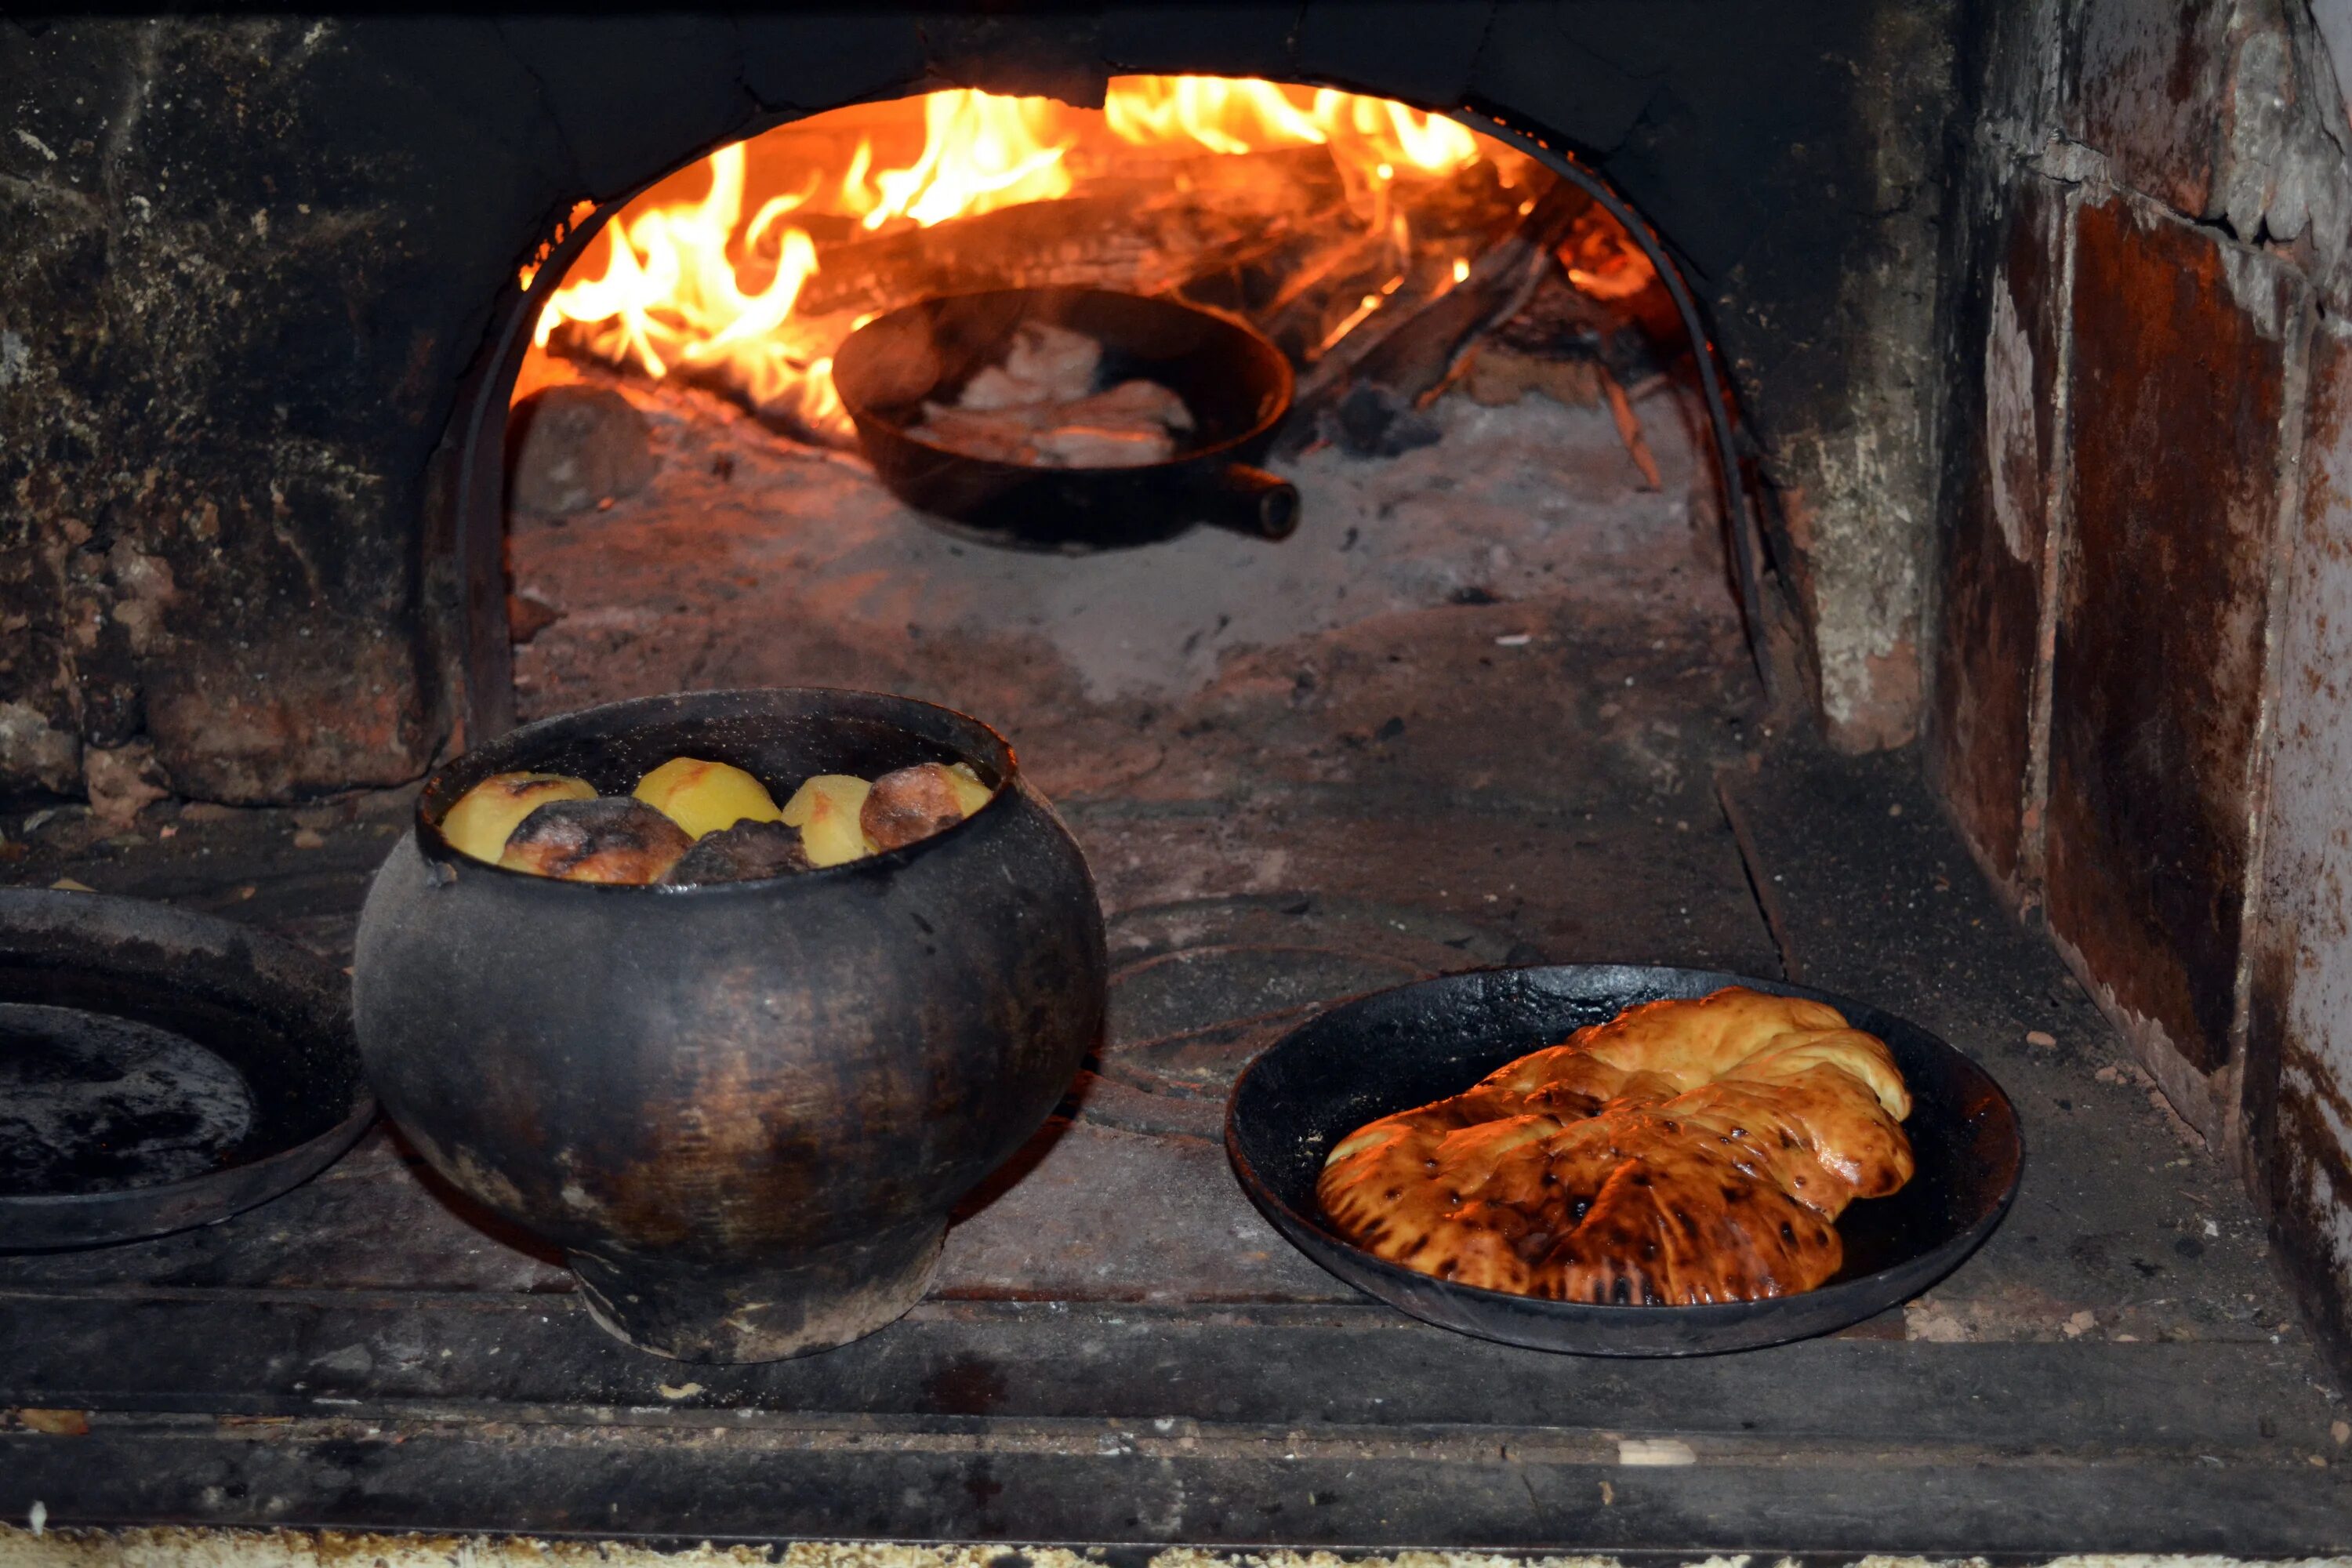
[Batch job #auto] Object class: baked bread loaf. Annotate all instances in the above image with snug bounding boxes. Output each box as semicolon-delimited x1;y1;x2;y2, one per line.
1317;987;1914;1305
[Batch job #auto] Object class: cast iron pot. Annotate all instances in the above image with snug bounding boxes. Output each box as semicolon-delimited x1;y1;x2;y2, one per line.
353;688;1107;1363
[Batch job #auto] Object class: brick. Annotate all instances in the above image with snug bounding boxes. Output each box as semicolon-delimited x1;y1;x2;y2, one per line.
2065;0;2229;216
1931;172;2069;892
2045;195;2302;1081
145;632;434;805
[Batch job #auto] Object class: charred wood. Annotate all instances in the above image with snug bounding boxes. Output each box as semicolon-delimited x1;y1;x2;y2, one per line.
1277;178;1591;457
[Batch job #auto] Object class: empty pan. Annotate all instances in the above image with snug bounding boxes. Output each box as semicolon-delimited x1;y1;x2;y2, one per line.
1226;964;2021;1356
831;287;1298;550
0;889;372;1250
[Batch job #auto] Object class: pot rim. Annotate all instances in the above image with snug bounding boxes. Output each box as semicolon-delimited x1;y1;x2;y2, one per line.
412;685;1019;895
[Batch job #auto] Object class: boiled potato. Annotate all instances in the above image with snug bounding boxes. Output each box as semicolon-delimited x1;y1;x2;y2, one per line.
781;774;874;867
942;761;994;816
633;756;784;840
498;797;693;884
862;762;993;851
440;771;596;864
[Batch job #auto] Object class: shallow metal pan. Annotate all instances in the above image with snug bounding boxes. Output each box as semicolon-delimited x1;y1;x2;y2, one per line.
832;286;1298;550
1225;963;2021;1356
0;889;372;1251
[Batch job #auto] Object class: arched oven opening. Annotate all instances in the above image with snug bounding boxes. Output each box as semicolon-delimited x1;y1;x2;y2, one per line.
441;80;1777;760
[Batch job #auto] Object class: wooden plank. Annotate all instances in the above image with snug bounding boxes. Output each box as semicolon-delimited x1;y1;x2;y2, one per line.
2;1291;2338;1457
6;1417;2347;1553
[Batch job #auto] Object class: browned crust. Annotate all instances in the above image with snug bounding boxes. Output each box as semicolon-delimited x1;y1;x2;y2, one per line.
861;764;969;852
499;797;694;884
1316;987;1915;1305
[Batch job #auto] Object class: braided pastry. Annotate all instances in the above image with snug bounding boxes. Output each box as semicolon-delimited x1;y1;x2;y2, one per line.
1317;987;1914;1305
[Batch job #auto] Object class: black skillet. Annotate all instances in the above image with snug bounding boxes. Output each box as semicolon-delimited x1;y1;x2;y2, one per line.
831;286;1298;550
0;889;372;1250
1227;964;2021;1356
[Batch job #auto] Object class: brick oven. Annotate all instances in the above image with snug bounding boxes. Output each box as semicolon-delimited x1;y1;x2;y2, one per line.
5;2;2352;1555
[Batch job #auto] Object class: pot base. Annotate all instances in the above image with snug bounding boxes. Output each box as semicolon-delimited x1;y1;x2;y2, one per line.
568;1222;942;1363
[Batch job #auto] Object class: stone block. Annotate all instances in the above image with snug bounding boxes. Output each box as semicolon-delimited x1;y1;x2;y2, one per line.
2064;0;2229;217
1931;173;2069;893
145;633;434;804
0;701;82;798
506;386;655;519
2045;194;2303;1095
83;740;168;828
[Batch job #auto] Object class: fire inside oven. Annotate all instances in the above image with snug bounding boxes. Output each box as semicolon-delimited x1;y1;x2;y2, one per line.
496;78;1726;733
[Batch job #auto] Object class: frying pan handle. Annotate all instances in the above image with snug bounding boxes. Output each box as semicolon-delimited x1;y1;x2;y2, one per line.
1192;463;1300;541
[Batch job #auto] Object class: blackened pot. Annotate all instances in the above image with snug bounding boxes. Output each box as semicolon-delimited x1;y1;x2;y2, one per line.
353;688;1106;1363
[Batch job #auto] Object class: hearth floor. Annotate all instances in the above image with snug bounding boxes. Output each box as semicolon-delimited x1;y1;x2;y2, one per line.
2;386;2347;1555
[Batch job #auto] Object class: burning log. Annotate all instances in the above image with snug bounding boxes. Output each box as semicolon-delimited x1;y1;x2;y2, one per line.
1277;178;1592;456
1601;370;1664;491
793;147;1347;318
1457;270;1663;412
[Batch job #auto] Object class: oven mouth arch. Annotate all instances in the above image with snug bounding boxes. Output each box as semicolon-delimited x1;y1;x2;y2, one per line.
444;85;1769;747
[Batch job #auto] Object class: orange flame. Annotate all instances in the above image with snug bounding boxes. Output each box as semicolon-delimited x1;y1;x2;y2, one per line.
844;89;1075;229
1559;215;1659;301
521;78;1493;430
531;143;840;428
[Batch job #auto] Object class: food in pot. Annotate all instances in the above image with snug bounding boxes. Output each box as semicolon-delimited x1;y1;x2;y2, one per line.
1317;987;1914;1305
497;797;695;884
439;772;597;864
862;762;993;852
960;320;1101;408
909;321;1195;470
632;756;785;840
664;819;811;884
780;774;874;868
440;753;998;881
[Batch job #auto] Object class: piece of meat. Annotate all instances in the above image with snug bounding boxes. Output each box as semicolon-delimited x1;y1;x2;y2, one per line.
996;321;1101;402
908;316;1196;470
1030;422;1176;468
913;383;1193;469
951;323;1102;410
1065;378;1195;431
956;365;1051;412
913;404;1040;463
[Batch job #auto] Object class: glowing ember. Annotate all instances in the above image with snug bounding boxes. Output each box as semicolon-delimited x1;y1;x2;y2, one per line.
1560;217;1660;301
521;77;1499;434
